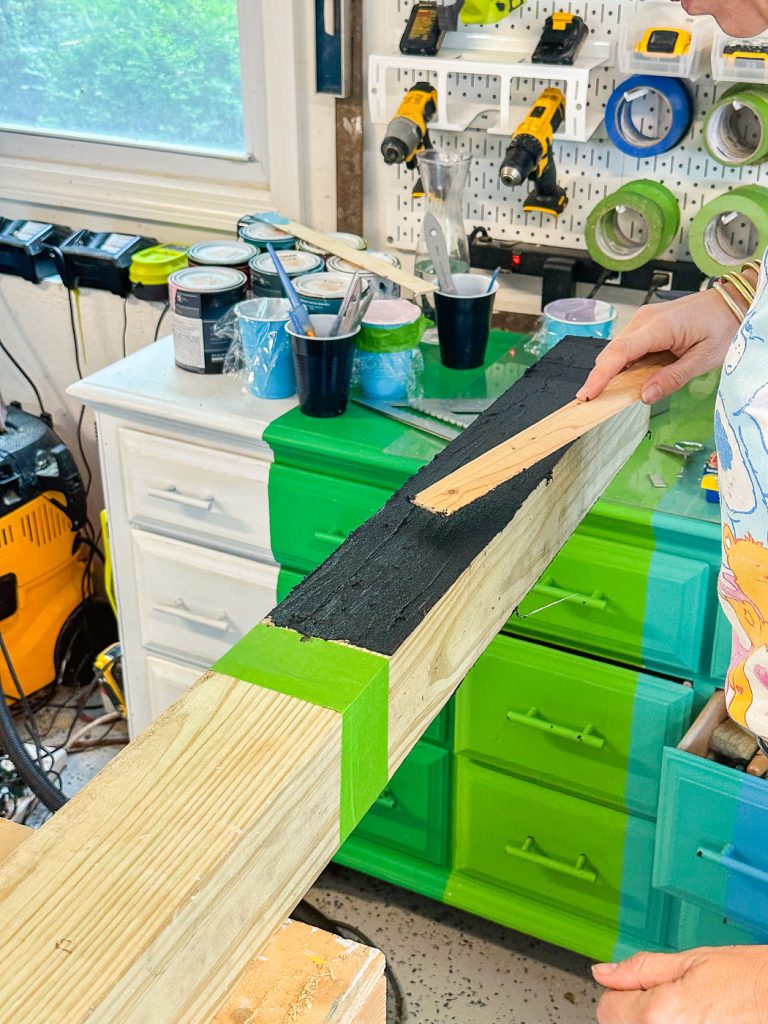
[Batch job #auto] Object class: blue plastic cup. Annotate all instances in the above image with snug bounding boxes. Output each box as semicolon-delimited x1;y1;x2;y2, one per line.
358;349;415;401
235;298;296;399
541;298;616;352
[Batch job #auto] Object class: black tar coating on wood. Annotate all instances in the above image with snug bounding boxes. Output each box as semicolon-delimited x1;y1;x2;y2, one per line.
271;336;607;656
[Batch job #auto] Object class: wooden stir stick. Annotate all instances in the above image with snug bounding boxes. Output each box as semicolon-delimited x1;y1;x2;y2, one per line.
412;353;673;516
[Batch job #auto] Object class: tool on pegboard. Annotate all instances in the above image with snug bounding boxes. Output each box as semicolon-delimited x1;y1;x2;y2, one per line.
461;0;525;26
532;12;588;65
400;3;445;55
381;81;438;197
499;87;568;217
635;26;691;58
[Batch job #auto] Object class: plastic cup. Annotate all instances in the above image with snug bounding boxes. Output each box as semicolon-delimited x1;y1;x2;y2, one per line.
358;349;415;401
235;298;296;399
541;298;616;353
433;273;498;370
286;313;358;418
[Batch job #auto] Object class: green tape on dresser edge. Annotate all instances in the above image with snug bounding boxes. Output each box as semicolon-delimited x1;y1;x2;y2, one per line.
213;623;389;842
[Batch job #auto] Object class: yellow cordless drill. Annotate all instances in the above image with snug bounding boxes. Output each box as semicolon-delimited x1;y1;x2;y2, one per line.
499;87;568;217
381;81;438;197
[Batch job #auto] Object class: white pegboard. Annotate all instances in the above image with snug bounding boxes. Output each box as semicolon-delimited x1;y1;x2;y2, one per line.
370;0;768;266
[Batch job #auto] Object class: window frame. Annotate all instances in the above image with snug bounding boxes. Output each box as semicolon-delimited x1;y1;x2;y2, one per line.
0;1;316;230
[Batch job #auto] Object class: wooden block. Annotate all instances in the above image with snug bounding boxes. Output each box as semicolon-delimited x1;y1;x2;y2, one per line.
678;690;727;757
284;220;436;296
210;920;384;1023
0;819;31;861
0;337;647;1023
413;352;671;515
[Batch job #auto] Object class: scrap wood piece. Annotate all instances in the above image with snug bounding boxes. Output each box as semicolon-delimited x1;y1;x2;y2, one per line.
0;337;648;1024
283;219;437;296
0;823;384;1024
412;352;672;516
210;920;384;1024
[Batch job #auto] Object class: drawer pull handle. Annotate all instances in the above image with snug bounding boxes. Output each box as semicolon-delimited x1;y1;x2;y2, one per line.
505;836;598;884
376;791;397;811
697;843;768;885
506;707;605;750
531;582;607;612
148;486;214;512
153;600;230;633
315;529;347;546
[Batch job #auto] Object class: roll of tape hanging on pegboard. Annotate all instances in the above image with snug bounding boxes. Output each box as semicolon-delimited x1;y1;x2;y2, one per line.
704;85;768;167
605;76;693;158
586;181;681;272
689;185;768;278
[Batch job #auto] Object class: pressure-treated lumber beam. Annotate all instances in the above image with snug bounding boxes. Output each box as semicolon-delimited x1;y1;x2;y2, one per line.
0;823;385;1024
0;337;648;1023
413;353;672;515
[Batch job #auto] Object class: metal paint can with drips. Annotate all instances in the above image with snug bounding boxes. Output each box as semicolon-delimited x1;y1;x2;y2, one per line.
168;266;247;374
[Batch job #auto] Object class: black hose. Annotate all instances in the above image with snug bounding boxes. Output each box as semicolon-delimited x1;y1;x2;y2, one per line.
0;628;68;812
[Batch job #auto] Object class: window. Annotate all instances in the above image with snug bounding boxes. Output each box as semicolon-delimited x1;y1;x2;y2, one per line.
0;0;247;157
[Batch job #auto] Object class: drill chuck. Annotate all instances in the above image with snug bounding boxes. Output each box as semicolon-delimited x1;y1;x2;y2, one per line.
499;138;539;188
381;116;425;165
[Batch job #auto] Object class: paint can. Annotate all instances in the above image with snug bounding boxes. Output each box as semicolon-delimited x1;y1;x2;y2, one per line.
238;222;297;251
249;250;324;297
168;266;247;374
293;272;356;314
187;240;254;290
326;251;402;297
297;232;366;257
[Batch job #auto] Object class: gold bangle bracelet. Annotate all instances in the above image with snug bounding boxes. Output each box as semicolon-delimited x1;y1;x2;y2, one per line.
742;259;762;278
713;280;747;324
723;271;756;307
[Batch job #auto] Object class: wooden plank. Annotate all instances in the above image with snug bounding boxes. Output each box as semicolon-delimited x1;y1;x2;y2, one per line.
0;338;647;1023
283;219;436;296
210;920;384;1024
413;353;670;515
0;818;31;860
0;822;384;1023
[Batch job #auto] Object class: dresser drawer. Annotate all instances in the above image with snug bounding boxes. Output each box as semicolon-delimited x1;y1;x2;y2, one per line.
146;655;205;719
669;898;768;951
132;530;279;665
454;758;665;944
269;464;391;573
710;606;732;684
456;637;692;817
119;428;272;559
345;742;451;866
654;747;768;934
507;534;710;674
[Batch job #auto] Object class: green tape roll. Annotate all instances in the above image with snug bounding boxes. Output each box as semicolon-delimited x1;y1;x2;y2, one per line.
585;180;680;272
704;84;768;167
688;185;768;278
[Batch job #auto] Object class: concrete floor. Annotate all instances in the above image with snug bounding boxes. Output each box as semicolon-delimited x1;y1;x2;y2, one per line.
307;864;602;1024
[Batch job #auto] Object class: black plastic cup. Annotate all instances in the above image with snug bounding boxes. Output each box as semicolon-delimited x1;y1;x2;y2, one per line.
286;313;358;418
434;273;498;370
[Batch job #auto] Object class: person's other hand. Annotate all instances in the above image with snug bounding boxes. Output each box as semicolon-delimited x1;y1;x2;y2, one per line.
594;946;768;1024
576;290;738;404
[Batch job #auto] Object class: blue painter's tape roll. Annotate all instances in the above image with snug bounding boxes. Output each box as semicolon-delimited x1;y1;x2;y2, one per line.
605;75;693;158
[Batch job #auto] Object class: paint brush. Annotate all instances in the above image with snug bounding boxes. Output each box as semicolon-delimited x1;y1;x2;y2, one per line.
487;267;500;293
330;272;362;336
265;242;316;337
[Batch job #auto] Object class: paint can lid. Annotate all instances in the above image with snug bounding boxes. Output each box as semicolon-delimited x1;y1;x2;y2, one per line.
250;250;325;277
294;272;354;299
169;266;247;292
239;223;297;245
188;240;254;266
297;232;367;256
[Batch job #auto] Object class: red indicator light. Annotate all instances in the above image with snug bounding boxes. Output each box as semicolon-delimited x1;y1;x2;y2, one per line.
512;254;522;267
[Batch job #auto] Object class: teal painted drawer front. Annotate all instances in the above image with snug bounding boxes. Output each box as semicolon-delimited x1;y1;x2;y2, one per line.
456;637;692;818
655;748;768;933
270;463;391;573
507;535;710;675
710;606;732;685
669;899;768;950
344;741;451;866
453;758;666;945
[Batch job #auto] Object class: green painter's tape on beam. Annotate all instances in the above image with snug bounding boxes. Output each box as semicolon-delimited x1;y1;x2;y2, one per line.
214;624;389;842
